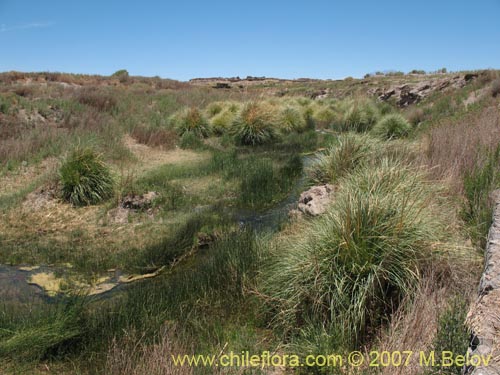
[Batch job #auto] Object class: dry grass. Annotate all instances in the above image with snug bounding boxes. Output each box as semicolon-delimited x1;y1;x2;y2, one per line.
424;103;500;193
105;328;193;375
373;259;479;375
0;158;58;196
130;126;178;149
123;134;206;174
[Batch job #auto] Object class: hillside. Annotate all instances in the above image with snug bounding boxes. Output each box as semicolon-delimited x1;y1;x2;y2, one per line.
0;69;499;374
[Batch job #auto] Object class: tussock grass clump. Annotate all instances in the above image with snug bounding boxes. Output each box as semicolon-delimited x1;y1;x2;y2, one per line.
372;114;411;140
340;100;381;132
205;101;225;117
210;104;240;136
278;106;306;133
312;106;336;128
170;107;210;138
231;102;278;145
60;148;114;206
261;160;443;347
308;133;375;184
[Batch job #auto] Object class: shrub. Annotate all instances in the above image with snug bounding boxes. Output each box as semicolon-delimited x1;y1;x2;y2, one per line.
491;79;500;97
60;148;114;206
170;107;210;138
111;69;129;83
231;102;278;145
372;114;411;140
308;133;374;184
261;160;442;347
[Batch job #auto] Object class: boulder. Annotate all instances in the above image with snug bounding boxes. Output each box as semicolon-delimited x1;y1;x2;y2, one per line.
297;184;334;216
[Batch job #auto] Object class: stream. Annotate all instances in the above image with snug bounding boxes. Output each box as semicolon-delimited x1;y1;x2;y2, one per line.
0;155;315;303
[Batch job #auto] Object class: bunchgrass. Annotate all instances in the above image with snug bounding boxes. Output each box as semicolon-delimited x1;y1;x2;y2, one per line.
170;107;210;138
307;133;375;184
372;114;412;140
60;147;114;206
231;102;278;145
261;159;443;349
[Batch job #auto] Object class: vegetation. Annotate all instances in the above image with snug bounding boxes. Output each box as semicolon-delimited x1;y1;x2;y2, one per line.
170;107;210;138
308;133;374;184
231;102;279;145
0;69;497;374
262;159;444;348
60;147;114;206
372;113;412;139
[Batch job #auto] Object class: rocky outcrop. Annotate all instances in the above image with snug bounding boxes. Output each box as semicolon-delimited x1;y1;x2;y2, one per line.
371;74;479;107
463;189;500;374
296;184;335;216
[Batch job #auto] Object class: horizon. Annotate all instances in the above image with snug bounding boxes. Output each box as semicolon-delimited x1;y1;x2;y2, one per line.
1;0;500;81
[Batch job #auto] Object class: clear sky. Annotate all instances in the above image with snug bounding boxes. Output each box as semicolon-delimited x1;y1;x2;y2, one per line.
1;0;499;81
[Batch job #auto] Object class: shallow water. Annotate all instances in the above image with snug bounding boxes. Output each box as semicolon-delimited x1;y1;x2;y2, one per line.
0;265;46;304
0;155;316;302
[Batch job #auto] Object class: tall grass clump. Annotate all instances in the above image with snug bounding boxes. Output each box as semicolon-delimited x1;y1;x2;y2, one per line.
372;114;411;140
60;147;114;206
231;102;278;145
338;100;381;132
261;160;443;349
210;105;240;136
278;106;306;133
308;133;374;184
170;107;210;138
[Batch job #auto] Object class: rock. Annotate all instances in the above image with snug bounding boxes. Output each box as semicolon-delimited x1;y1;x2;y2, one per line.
121;191;158;210
373;74;478;107
213;82;231;89
297;184;334;216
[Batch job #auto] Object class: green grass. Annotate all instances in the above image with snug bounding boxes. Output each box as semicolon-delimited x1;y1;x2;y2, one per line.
372;114;412;140
462;144;500;248
430;296;470;375
0;297;85;362
231;102;279;145
60;147;114;206
261;159;444;350
170;107;210;138
308;133;375;184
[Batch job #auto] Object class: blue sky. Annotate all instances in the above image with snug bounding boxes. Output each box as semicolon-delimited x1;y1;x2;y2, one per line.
1;0;499;81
